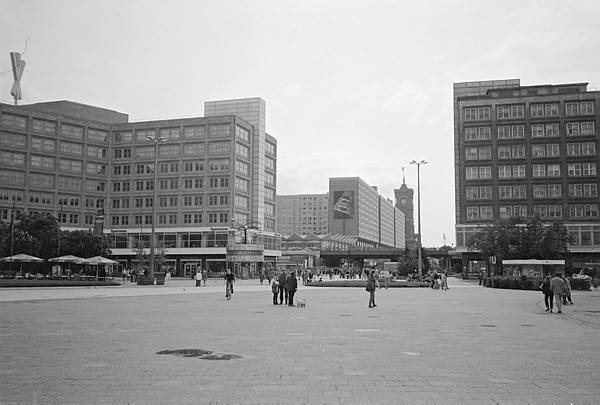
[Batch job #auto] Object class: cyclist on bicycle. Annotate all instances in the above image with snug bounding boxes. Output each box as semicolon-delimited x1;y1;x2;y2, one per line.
224;268;235;297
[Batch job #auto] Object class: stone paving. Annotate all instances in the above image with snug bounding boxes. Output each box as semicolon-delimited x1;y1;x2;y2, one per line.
1;277;599;405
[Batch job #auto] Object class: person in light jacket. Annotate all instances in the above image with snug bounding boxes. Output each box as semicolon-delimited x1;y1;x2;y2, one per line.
550;273;567;314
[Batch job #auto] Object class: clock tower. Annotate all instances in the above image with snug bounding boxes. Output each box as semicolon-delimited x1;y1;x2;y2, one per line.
394;167;416;250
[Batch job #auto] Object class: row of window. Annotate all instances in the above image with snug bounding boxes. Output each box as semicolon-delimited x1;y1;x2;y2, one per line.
465;142;596;160
466;163;597;179
110;212;231;226
464;122;596;141
467;184;598;200
466;204;599;220
464;101;595;121
0;114;254;145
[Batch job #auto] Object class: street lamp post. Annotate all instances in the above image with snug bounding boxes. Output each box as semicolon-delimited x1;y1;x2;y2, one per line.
410;160;427;281
147;135;166;282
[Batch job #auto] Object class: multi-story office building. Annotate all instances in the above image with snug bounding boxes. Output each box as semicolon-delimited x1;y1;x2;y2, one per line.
276;193;329;236
328;177;405;248
454;79;600;270
0;97;280;277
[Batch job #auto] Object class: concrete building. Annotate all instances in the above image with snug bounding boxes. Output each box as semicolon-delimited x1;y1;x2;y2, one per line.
0;97;280;277
328;177;405;248
453;79;600;272
276;193;329;236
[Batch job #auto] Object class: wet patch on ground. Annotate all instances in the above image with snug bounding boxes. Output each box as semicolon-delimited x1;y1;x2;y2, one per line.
157;349;242;360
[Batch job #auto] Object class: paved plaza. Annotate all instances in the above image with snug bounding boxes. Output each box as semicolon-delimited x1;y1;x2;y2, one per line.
1;277;599;405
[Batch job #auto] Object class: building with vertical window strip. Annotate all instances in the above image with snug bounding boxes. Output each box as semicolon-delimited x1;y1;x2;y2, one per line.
0;98;280;277
276;193;329;236
453;79;600;272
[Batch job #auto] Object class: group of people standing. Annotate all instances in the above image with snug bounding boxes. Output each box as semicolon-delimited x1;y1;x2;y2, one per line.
540;273;573;313
271;271;298;306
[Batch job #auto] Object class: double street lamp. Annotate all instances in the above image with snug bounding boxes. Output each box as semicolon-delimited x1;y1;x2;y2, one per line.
410;160;427;281
147;135;166;282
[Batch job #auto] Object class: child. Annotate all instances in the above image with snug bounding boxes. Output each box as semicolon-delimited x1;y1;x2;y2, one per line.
271;279;279;305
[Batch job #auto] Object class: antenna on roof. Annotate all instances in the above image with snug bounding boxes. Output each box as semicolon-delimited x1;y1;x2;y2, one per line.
9;51;25;105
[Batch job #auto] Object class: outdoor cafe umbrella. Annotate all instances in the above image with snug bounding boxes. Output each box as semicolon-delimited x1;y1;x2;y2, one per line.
0;253;44;275
48;255;85;275
85;256;118;280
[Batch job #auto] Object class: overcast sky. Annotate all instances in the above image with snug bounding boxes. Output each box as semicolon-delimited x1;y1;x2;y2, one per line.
1;0;599;246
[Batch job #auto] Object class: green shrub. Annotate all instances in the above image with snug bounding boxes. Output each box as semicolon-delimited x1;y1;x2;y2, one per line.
570;278;591;291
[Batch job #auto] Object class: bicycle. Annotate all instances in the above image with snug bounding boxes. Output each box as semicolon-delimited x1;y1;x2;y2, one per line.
225;282;233;301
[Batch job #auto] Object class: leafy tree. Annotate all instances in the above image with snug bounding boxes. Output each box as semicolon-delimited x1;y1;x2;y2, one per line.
60;230;111;258
17;213;59;259
467;216;572;269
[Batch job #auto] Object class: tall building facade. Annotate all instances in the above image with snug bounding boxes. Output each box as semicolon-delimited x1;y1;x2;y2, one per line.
394;175;416;250
0;98;280;276
454;79;600;270
328;177;405;248
276;193;329;236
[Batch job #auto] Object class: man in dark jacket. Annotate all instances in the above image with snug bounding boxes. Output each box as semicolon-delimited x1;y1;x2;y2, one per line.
278;271;288;305
540;274;553;312
286;272;298;307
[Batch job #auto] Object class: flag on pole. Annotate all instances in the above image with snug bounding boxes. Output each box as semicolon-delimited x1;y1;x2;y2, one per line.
10;52;25;103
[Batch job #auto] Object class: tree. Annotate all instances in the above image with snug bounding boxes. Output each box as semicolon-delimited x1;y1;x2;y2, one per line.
467;216;572;265
61;230;111;258
17;213;59;259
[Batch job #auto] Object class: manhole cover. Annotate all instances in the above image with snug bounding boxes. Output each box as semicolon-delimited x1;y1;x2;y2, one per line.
520;324;535;327
368;316;380;318
480;324;496;328
339;314;352;317
253;311;264;314
157;349;242;360
584;310;600;313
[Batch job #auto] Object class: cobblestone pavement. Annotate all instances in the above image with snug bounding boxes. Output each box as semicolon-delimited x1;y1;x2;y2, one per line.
1;278;599;405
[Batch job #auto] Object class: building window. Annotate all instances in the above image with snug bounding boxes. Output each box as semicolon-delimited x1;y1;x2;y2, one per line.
113;131;132;143
159;144;180;157
209;159;230;171
531;103;558;117
1;133;27;149
183;126;204;138
566;101;595;116
184;143;205;156
265;142;276;155
184;161;204;173
209;124;231;137
32;119;56;134
159;127;180;140
236;126;249;143
235;177;249;192
581;122;595;135
569;204;599;218
1;114;27;130
208;142;229;154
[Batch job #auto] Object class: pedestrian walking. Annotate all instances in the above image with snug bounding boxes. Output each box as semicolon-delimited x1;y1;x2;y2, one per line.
540;274;553;312
366;270;379;308
195;270;202;287
286;271;298;306
441;272;449;290
563;275;573;304
201;270;207;287
271;279;279;305
278;271;288;305
593;276;600;291
550;273;567;314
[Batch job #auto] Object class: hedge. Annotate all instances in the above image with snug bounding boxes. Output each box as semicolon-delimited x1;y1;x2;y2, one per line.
483;276;591;291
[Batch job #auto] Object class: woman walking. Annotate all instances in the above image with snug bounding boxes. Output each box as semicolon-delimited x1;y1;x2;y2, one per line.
366;271;379;308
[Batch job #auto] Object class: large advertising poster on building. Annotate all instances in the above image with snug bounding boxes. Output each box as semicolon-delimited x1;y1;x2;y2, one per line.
333;191;354;218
